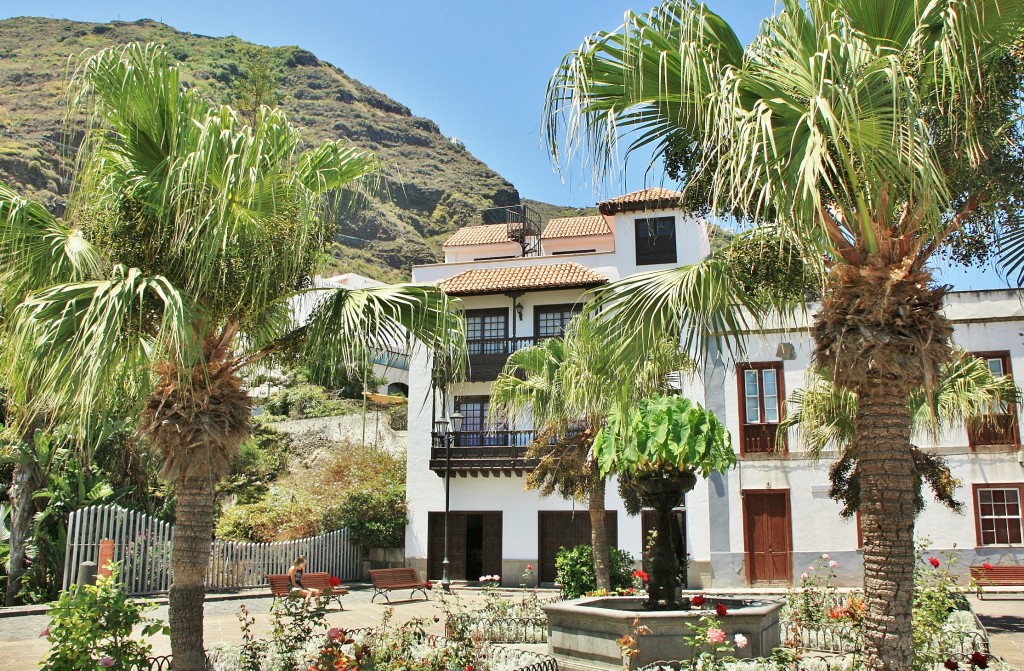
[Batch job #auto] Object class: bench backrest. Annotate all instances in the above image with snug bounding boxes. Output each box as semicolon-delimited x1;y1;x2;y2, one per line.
369;567;421;588
268;574;291;596
302;572;333;590
970;565;1024;584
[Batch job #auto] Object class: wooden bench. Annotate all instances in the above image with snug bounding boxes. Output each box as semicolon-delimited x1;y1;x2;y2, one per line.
368;567;429;603
302;572;349;610
268;573;347;610
970;565;1024;598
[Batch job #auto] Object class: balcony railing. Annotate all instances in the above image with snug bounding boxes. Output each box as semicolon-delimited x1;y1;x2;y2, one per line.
467;337;536;381
430;430;539;475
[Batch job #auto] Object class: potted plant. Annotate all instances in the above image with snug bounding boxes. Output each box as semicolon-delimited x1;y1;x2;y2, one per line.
595;395;736;609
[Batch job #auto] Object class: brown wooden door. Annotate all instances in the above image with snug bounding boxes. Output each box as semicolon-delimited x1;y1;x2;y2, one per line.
743;491;792;585
428;512;501;580
537;511;618;584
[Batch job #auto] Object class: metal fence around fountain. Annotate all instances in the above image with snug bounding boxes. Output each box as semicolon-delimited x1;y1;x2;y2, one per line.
63;504;362;596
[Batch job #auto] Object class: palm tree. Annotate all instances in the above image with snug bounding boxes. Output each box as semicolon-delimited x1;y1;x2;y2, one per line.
543;2;1024;669
780;350;1020;515
0;44;463;671
490;314;685;590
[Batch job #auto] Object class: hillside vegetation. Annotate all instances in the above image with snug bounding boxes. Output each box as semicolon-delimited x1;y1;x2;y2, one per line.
0;17;587;280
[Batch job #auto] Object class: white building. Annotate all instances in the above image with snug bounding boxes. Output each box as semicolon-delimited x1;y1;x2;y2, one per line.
405;189;1024;588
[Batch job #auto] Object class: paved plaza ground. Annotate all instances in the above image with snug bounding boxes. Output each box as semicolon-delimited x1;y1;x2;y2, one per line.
1;588;1023;670
0;584;518;671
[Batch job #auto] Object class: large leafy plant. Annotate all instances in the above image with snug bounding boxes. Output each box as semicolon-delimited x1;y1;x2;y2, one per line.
595;395;735;478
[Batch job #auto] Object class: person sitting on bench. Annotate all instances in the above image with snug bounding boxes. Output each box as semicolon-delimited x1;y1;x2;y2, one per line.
288;556;321;606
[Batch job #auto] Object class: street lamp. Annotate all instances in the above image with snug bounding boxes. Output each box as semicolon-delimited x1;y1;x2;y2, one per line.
433;410;463;592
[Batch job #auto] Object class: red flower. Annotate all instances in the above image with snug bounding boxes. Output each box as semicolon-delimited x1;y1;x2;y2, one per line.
328;576;342;587
716;603;728;616
527;564;533;571
691;595;706;607
631;569;649;582
983;562;994;571
971;652;989;669
929;557;941;568
466;666;474;671
945;659;959;670
424;580;433;589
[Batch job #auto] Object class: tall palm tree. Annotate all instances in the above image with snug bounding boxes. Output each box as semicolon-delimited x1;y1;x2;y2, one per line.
0;44;463;671
490;314;685;590
543;2;1024;669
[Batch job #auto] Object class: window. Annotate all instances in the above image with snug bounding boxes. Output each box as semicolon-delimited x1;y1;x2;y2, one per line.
974;484;1024;546
454;396;507;446
968;351;1019;448
737;362;786;454
466;309;508;355
635;216;677;265
535;304;582;340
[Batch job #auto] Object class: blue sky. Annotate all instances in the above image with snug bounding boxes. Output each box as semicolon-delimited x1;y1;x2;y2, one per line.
1;0;1009;289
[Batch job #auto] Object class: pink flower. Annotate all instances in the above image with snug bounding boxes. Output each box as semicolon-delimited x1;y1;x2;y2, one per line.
808;565;815;571
801;572;809;580
929;557;941;568
821;553;830;560
39;627;50;638
100;657;114;668
828;560;839;569
327;627;342;641
734;633;748;649
707;628;726;644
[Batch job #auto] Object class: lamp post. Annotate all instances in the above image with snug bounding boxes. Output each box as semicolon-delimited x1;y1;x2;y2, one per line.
433;411;463;592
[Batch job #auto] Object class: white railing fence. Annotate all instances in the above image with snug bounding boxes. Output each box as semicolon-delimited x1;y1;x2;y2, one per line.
63;504;363;596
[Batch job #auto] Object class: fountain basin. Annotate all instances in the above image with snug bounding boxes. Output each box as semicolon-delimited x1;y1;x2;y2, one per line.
543;594;784;671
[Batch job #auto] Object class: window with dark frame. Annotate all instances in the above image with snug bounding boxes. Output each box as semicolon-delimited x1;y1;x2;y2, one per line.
634;216;677;265
466;309;508;355
535;304;582;340
737;362;786;454
967;351;1019;448
454;396;507;447
974;484;1024;546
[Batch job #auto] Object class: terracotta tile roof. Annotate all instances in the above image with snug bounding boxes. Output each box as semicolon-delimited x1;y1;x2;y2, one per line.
541;215;611;239
598;188;683;215
442;224;514;247
440;263;609;296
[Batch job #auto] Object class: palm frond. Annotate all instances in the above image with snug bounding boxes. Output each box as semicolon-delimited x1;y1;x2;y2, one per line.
0;182;101;316
585;254;770;372
4;266;201;434
294;283;465;381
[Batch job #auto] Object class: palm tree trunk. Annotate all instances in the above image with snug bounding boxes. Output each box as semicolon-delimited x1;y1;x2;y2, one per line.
5;461;34;606
857;382;916;671
169;472;216;671
589;470;611;591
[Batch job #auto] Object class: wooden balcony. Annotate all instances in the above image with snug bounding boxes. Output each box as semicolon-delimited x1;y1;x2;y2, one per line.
430;430;539;476
466;336;536;381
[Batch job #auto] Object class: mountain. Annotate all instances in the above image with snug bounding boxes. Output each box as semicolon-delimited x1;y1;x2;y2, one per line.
0;17;578;282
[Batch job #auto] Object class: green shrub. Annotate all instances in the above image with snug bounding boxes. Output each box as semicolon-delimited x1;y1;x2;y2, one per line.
40;571;167;671
218;425;290;504
388;404;408;431
332;487;407;548
555;544;635;598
